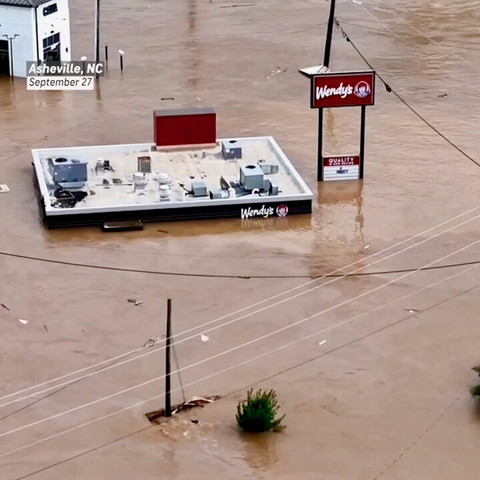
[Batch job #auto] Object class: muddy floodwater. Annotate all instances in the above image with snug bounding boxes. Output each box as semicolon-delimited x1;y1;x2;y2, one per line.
1;0;480;478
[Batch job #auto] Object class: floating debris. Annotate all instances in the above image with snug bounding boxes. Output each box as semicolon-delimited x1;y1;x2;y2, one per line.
18;319;28;325
318;339;327;346
201;334;209;342
146;396;219;423
405;308;420;314
267;66;287;79
127;298;143;305
0;185;10;193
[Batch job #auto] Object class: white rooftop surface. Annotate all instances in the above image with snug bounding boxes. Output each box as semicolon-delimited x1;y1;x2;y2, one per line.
32;137;313;216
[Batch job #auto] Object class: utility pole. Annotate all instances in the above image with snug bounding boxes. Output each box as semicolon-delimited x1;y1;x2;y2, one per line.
323;0;336;69
316;0;336;181
94;0;100;77
165;298;172;417
2;34;19;79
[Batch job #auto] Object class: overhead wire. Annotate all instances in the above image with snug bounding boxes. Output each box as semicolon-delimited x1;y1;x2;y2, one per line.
229;264;480;392
1;235;479;443
9;262;479;480
1;240;478;460
334;19;480;168
2;207;480;409
5;247;480;279
371;0;480;74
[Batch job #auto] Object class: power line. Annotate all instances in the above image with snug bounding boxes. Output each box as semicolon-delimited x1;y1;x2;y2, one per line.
3;245;480;280
334;19;480;168
1;236;479;443
372;0;480;74
230;264;480;392
12;425;153;480
1;246;478;463
11;263;478;480
372;392;466;480
2;208;480;410
0;348;145;422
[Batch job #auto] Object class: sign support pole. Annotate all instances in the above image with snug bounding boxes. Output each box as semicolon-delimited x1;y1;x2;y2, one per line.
317;108;324;181
359;105;366;180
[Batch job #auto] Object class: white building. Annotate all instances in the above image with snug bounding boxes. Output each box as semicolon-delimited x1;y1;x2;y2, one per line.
0;0;71;77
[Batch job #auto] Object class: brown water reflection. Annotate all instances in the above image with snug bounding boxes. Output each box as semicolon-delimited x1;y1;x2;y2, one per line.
239;431;279;474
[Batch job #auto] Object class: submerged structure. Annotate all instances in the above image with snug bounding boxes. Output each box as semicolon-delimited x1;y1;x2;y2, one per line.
32;108;313;229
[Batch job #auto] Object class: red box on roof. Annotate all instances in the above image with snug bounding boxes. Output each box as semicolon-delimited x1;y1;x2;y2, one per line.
153;107;216;148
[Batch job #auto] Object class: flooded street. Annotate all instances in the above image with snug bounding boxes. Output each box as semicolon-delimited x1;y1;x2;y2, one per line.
1;0;480;478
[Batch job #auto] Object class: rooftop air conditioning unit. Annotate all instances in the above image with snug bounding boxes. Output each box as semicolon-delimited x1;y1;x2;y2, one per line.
239;164;264;191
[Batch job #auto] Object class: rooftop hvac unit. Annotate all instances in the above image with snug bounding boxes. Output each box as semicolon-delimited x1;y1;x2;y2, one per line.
138;156;152;173
239;164;264;191
159;184;170;201
191;180;208;197
133;173;147;193
52;158;88;190
158;172;170;185
258;160;279;175
221;140;243;159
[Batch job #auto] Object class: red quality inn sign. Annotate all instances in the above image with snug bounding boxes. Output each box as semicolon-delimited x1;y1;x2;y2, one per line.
311;71;375;108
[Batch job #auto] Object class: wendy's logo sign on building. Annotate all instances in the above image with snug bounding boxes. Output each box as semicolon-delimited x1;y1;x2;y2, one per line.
311;71;375;108
240;204;289;219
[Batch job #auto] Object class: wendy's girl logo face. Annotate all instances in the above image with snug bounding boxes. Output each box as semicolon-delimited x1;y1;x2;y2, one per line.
276;204;288;217
354;81;371;98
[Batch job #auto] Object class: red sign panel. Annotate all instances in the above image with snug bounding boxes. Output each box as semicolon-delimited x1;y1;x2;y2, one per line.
311;71;375;108
323;155;361;167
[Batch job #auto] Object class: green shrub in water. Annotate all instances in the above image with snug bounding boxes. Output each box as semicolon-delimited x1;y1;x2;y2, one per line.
471;365;480;397
236;388;285;433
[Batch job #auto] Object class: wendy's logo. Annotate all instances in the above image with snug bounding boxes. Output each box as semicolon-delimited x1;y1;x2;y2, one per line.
354;81;371;98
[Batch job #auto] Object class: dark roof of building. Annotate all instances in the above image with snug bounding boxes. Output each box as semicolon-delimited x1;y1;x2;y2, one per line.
0;0;52;7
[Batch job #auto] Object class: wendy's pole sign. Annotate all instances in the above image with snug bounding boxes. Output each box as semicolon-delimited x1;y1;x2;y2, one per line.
310;70;375;181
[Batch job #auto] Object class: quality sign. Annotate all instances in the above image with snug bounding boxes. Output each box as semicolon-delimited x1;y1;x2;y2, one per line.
311;71;375;108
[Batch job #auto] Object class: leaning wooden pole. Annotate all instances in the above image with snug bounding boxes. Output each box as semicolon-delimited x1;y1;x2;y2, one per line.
165;298;172;417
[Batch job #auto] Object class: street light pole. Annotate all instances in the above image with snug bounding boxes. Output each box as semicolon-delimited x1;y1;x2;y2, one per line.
2;34;19;79
93;0;101;78
94;0;100;65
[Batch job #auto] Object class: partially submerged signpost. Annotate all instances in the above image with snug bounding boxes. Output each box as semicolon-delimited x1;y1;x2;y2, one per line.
311;70;375;181
299;0;376;182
